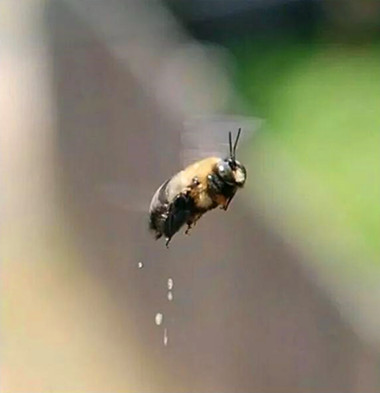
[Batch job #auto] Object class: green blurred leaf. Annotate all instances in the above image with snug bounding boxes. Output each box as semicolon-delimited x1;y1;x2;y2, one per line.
235;41;380;279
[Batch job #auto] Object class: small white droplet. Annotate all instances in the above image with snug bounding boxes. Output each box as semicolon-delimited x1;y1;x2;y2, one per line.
163;328;169;346
167;277;174;290
137;261;144;269
155;312;163;326
167;291;173;301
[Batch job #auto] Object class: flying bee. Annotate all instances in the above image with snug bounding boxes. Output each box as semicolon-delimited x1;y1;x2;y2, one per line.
149;128;247;247
97;115;261;247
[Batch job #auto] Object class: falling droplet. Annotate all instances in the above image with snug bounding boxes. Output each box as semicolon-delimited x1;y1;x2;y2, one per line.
155;312;163;326
163;328;169;346
137;261;144;269
167;277;174;290
167;291;173;301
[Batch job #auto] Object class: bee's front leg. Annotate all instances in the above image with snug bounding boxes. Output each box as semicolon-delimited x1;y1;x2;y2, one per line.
221;193;236;211
219;201;229;210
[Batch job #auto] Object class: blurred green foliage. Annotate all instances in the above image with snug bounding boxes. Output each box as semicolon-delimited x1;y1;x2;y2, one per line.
233;39;380;279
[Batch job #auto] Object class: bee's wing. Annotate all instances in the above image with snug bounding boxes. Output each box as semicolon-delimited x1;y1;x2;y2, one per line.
97;115;263;212
181;115;263;167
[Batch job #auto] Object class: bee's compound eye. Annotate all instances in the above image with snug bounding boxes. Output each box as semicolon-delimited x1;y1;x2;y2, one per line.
218;164;226;173
218;162;231;175
216;161;233;182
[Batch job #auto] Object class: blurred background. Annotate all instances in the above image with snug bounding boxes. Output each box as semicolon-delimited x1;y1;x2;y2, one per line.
1;0;379;392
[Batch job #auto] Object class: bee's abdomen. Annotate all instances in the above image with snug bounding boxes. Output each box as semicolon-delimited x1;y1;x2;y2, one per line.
149;177;196;241
149;205;167;239
149;179;170;239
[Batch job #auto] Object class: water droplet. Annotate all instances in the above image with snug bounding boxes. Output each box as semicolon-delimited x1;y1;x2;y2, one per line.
137;261;144;269
163;328;169;346
155;312;163;326
167;277;174;290
167;291;173;301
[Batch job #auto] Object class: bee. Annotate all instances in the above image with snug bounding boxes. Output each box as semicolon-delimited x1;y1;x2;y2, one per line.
149;128;246;247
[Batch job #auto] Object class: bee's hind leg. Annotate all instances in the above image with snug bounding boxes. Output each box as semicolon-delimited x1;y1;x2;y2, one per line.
164;193;194;246
185;223;192;235
185;214;201;235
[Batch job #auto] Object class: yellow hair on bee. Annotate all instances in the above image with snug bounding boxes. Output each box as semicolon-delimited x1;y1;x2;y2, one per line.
166;157;220;209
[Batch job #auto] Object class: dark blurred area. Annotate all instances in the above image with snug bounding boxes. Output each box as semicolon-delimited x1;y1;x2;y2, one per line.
166;0;323;41
2;1;379;392
165;0;380;42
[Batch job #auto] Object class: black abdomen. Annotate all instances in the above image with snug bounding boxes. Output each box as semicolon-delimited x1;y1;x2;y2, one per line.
149;179;196;243
149;205;168;239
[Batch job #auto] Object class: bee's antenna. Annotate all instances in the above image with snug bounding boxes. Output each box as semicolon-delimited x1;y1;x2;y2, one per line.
232;128;242;159
229;131;233;158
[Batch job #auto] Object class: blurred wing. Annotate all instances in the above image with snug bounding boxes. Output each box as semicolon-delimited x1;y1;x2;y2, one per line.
181;115;263;167
97;115;263;211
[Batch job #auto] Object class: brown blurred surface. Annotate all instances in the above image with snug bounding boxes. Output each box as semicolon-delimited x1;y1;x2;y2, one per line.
2;1;379;392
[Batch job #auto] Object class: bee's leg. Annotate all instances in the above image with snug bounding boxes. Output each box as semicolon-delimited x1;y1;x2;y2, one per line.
192;176;200;186
185;214;201;234
185;223;192;235
222;193;236;211
185;177;200;230
164;193;194;244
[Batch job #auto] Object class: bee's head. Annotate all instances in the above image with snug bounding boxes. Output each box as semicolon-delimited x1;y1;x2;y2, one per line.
215;128;247;187
216;158;246;187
